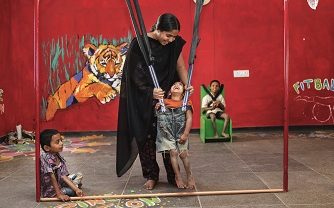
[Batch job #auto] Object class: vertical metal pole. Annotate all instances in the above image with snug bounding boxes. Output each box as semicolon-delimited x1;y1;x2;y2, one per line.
283;0;289;192
34;0;41;202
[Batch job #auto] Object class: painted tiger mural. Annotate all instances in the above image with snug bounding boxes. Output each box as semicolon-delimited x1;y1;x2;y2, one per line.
45;42;128;121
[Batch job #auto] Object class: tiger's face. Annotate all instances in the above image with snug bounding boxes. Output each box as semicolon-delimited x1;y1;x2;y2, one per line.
83;43;128;80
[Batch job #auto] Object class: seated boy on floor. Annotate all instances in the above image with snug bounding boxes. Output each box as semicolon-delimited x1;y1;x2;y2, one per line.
155;81;195;189
40;129;84;201
201;80;230;138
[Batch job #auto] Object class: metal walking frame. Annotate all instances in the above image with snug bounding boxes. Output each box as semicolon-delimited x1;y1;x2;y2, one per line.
182;0;204;111
125;0;166;112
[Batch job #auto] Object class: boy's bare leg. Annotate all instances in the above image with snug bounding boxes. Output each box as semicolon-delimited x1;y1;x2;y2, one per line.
170;150;185;188
209;114;219;137
220;113;230;138
179;151;195;189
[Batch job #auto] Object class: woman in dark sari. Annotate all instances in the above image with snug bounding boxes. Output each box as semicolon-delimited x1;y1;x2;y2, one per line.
117;13;193;189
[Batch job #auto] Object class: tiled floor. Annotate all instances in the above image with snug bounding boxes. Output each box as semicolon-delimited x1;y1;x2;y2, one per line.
0;128;334;208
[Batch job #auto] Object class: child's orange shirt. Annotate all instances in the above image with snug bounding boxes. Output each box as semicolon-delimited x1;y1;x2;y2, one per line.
164;99;193;111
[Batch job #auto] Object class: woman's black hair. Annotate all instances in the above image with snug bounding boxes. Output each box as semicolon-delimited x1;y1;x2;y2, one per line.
40;129;59;152
151;13;180;32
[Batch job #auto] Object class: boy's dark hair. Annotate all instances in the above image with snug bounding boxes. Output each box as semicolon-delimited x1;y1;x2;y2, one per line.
210;80;220;86
40;129;59;152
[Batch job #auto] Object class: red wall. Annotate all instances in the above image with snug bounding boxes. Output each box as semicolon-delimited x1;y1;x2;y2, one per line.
0;0;35;134
1;0;334;134
211;0;284;127
289;0;334;125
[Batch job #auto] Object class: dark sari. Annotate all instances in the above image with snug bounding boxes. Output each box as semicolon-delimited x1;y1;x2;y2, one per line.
116;36;186;177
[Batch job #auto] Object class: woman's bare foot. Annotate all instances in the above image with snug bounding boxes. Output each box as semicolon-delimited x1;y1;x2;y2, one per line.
175;175;186;189
186;175;196;189
221;133;229;138
144;180;156;190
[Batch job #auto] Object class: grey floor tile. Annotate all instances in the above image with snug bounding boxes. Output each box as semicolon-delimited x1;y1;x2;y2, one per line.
276;191;334;206
0;175;38;208
199;193;284;207
194;172;270;191
237;153;309;172
254;171;286;188
203;205;287;208
0;157;34;176
288;204;334;208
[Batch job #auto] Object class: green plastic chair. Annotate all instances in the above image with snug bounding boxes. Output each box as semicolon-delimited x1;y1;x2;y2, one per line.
200;85;233;143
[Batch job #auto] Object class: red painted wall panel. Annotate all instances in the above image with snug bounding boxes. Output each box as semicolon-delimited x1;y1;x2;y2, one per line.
213;0;284;127
289;0;334;125
0;0;34;134
1;0;334;135
0;0;11;134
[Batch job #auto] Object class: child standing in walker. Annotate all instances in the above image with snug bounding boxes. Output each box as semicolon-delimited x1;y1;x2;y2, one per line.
155;81;195;189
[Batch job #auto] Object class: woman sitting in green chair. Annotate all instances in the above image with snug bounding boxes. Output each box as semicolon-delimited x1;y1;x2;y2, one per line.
201;80;230;138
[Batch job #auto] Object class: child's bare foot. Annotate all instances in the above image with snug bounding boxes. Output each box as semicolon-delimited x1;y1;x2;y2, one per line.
175;175;186;189
144;179;156;190
222;133;229;138
186;175;196;189
214;134;219;138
